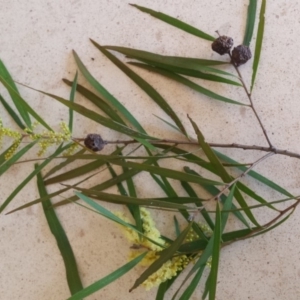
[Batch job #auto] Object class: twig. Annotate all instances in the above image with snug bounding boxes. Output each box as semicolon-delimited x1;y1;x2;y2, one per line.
208;152;274;201
229;53;273;148
79;138;300;160
222;199;300;247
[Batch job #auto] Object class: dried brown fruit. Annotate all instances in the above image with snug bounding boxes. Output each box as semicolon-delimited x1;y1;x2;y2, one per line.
211;36;234;55
231;45;252;66
84;134;106;152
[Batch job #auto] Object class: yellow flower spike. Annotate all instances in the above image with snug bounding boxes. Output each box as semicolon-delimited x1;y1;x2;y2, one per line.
4;139;22;160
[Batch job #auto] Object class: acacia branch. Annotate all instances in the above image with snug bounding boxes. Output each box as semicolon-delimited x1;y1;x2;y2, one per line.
230;54;273;148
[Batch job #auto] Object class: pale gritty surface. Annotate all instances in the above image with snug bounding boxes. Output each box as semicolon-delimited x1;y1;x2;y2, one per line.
1;1;300;299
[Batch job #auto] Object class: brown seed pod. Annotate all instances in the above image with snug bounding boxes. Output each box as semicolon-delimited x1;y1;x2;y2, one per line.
231;45;252;66
211;36;234;55
84;134;106;152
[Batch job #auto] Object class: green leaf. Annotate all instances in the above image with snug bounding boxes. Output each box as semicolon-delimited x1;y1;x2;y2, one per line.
63;79;125;124
129;56;241;85
36;90;156;149
76;192;166;248
173;235;214;299
243;0;258;46
251;0;266;91
71;187;192;210
0;60;31;127
36;165;83;295
104;46;240;85
0;140;37;177
129;222;193;292
104;46;227;66
0;95;26;130
214;149;294;198
154;115;182;133
0;76;53;131
72;50;146;134
43;148;86;179
68;71;78;132
44;147;124;185
130;63;246;106
221;184;236;232
130;4;215;41
92;40;188;136
174;216;181;237
209;204;221;300
157;276;179;300
67;252;147;300
188;117;260;227
117;149;143;233
183;167;249;228
107;159;222;186
0;144;69;214
178;264;206;300
181;181;215;230
6;169;100;215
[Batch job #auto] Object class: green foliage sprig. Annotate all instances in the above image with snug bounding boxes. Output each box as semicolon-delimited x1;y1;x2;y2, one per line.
1;1;298;299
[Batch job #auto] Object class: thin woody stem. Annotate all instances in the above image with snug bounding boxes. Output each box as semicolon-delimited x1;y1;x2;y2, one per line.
229;53;273;148
222;199;300;247
75;138;300;160
208;152;274;201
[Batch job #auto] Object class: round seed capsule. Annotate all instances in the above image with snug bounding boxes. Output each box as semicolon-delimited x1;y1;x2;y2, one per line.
211;36;234;55
84;134;106;152
231;45;252;66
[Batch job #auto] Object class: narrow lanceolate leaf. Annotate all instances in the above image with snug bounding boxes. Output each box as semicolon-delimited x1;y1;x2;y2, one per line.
0;60;31;127
116;149;143;234
0;95;26;130
36;91;156;147
221;184;236;232
68;71;78;132
130;4;215;41
172;233;214;299
129;222;193;292
70;187;192;210
183;167;249;228
36;166;83;295
209;203;222;300
63;79;125;124
104;46;227;66
214;149;294;198
44;148;86;179
44;147;124;185
179;264;206;300
0;77;54;131
104;46;239;84
76;192;169;248
251;0;266;91
129;58;240;85
154;115;181;133
72;50;146;134
174;216;181;237
0;144;69;214
243;0;258;46
130;63;246;106
91;40;188;136
188;116;260;227
106;159;222;186
0;140;37;177
67;252;147;300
